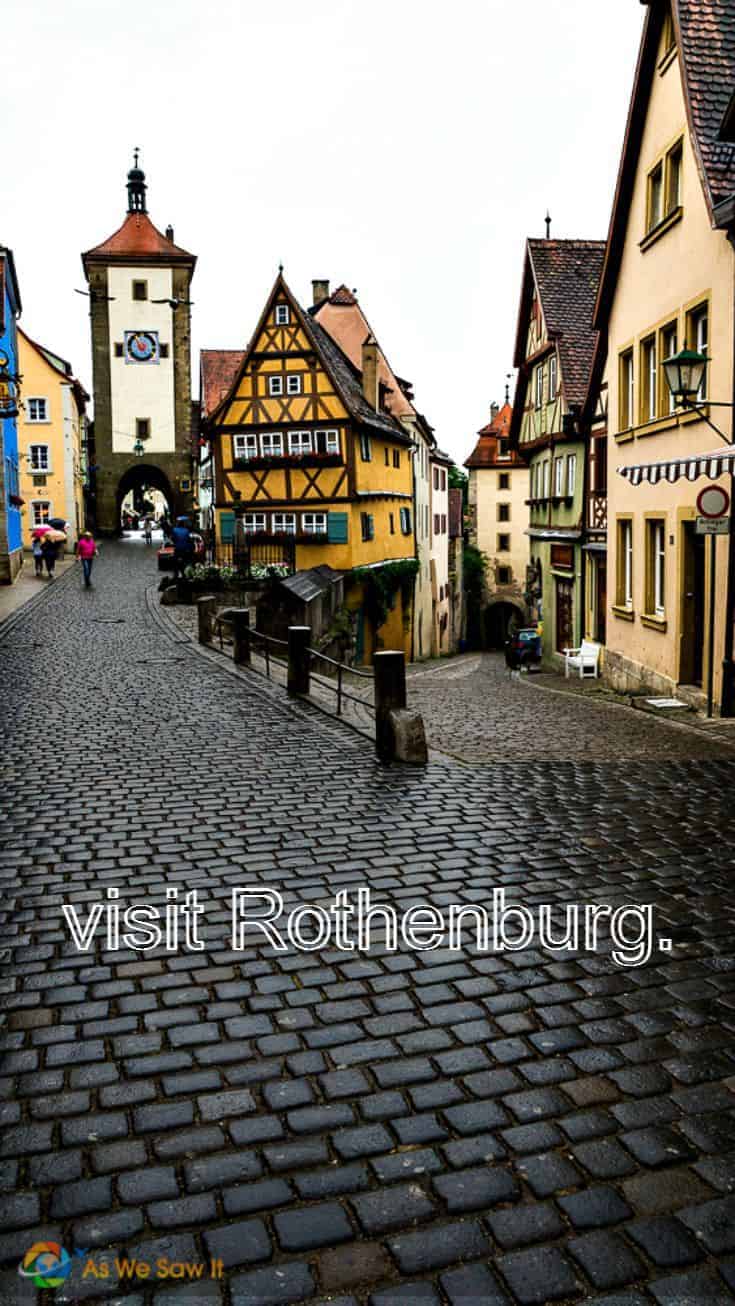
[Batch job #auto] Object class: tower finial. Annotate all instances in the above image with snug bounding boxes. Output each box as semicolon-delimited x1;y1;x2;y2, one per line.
278;262;284;276
545;211;552;239
505;373;511;405
127;150;147;214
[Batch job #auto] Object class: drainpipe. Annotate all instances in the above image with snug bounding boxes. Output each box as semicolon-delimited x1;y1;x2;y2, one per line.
721;226;735;716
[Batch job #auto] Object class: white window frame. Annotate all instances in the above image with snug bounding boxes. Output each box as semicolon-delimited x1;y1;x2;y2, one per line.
268;375;284;397
653;520;665;616
273;512;296;535
621;520;633;609
288;430;312;456
261;432;284;457
242;512;267;534
621;351;634;430
554;456;564;497
31;500;52;527
694;307;708;401
542;459;550;499
566;453;576;497
647;337;657;420
549;355;558;401
302;511;327;535
314;428;340;455
662;325;678;414
286;374;302;396
535;366;544;409
26;397;49;423
360;432;372;462
275;304;290;325
29;443;51;472
233;434;258;461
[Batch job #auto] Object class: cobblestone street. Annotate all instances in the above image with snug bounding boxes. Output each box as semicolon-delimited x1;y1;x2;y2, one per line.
2;541;735;1304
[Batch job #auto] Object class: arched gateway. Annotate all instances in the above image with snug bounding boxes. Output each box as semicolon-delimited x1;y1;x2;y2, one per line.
81;156;196;535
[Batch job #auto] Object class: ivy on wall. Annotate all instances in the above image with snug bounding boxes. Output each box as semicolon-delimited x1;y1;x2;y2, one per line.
351;559;419;630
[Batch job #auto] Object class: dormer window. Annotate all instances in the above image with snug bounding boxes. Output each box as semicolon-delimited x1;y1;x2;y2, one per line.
275;304;290;325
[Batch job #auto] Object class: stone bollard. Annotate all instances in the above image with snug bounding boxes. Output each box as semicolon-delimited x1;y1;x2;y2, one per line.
288;626;311;696
227;608;251;666
197;595;218;645
374;650;427;764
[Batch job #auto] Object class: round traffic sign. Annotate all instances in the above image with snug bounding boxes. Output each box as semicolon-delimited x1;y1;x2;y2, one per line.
696;484;731;518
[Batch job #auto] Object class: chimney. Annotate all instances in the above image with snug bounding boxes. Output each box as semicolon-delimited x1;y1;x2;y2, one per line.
490;402;500;420
312;279;330;307
362;335;379;409
165;225;175;242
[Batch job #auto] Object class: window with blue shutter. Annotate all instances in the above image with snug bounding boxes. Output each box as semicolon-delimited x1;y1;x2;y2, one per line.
220;511;235;543
327;511;348;543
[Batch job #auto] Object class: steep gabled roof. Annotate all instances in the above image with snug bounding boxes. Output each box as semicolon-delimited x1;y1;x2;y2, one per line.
527;240;605;408
83;212;195;269
465;402;527;468
200;349;245;420
209;273;411;442
18;327;89;408
312;285;419;423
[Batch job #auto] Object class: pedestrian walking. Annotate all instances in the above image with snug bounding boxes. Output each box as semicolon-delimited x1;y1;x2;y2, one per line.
32;536;44;577
76;530;98;588
143;515;153;545
41;534;59;579
171;517;193;580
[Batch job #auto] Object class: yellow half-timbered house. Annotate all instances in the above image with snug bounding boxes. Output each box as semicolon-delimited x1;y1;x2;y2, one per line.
201;273;417;661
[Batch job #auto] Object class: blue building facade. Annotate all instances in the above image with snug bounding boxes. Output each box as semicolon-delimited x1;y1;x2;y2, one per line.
0;246;22;583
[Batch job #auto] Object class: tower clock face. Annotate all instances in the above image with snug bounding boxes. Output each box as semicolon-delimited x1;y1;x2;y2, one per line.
124;330;160;363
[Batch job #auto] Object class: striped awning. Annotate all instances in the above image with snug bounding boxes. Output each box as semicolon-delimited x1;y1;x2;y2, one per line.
618;447;735;486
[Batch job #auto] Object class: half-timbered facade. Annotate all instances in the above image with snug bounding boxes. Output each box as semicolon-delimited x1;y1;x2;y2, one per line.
201;273;416;661
509;239;606;666
583;367;609;646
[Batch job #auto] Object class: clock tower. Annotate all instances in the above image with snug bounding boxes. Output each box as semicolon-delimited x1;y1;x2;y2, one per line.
82;155;196;534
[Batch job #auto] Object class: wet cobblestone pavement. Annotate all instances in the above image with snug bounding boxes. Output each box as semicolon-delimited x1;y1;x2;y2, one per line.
2;541;735;1304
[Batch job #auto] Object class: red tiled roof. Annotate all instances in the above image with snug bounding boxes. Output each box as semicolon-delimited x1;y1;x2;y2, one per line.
83;212;195;266
465;403;526;468
200;349;245;419
328;285;358;305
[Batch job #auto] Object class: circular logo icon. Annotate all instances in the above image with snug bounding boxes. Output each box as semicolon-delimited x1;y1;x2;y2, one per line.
19;1242;73;1288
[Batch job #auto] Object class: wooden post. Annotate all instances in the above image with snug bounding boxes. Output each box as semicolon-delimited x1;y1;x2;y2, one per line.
288;626;311;696
197;595;217;645
229;608;251;666
374;650;407;761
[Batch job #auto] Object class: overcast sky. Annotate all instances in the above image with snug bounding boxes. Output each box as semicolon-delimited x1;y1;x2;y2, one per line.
4;0;644;466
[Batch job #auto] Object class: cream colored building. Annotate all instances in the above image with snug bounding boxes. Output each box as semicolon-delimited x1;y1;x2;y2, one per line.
465;400;530;646
17;329;88;551
593;0;735;712
429;449;451;656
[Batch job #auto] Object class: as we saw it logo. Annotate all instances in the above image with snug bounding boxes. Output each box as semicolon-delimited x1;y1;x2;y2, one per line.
18;1242;84;1289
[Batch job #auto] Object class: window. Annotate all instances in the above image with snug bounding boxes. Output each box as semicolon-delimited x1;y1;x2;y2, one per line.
549;354;558;401
617;519;633;609
29;444;50;472
594;437;608;493
666;141;682;214
389;512;395;534
302;512;327;535
647;161;663;232
27;397;48;423
261;432;284;457
288;430;312;456
619;349;634;429
497;534;510;552
441;514;447;533
160;343;169;359
400;507;412;535
441;469;446;490
234;434;258;461
31;500;51;527
542;460;550;499
535;366;544;409
384;448;390;466
136;418;150;439
554;456;564;497
660;323;678;414
497;566;512;585
498;503;510;522
275;304;290;325
114;342;124;358
268;375;284;396
687;303;708;400
132;280;148;301
640;335;657;422
286;374;302;396
393;449;401;468
273;512;296;535
497;439;509;459
361;512;374;542
315;429;340;455
498;472;510;489
433;467;439;489
566;453;576;496
243;512;267;534
360;432;372;462
433;513;440;535
647;519;666;616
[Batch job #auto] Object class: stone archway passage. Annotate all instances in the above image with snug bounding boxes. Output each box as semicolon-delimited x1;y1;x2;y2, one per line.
115;463;174;532
483;599;526;650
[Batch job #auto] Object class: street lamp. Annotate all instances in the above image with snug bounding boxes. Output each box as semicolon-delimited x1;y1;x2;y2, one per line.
663;348;709;405
133;437;145;458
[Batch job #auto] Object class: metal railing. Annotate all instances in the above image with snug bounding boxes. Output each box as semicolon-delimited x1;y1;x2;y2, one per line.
306;647;375;718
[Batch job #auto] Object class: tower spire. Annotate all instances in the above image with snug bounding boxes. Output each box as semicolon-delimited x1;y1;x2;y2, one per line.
127;149;147;214
505;373;511;405
545;211;552;239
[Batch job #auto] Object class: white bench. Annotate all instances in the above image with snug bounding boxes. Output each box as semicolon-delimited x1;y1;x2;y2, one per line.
563;640;601;679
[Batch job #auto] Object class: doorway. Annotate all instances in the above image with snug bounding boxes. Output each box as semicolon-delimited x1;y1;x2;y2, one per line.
680;522;705;686
483;601;524;649
555;578;574;653
595;556;607;644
